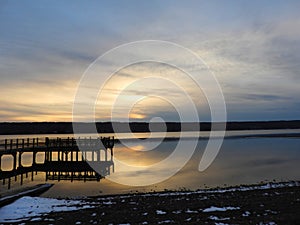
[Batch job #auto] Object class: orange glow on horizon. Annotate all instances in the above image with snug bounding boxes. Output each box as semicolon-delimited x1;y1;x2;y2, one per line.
129;113;146;120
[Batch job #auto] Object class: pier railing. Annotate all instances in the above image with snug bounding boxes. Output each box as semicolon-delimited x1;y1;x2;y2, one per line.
0;136;114;151
0;138;43;151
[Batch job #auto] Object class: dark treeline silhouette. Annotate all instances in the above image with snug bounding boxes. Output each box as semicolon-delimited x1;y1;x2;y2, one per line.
0;120;300;135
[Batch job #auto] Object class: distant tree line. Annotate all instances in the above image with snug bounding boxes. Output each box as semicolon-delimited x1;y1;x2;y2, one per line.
0;121;300;135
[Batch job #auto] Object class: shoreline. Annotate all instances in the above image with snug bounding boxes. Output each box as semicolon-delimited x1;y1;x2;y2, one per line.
0;181;299;224
117;132;300;142
0;184;53;207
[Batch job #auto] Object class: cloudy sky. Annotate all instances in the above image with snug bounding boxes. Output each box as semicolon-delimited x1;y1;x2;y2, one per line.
0;0;299;122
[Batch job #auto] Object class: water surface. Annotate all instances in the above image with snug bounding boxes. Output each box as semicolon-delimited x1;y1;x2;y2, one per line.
0;129;299;197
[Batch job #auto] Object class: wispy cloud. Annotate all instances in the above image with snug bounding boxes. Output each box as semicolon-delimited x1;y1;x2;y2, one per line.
0;1;299;121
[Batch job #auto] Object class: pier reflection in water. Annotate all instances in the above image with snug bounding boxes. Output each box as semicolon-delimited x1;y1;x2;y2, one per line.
0;137;115;189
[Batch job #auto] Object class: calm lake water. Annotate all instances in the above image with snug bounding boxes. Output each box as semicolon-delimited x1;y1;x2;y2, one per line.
1;129;300;198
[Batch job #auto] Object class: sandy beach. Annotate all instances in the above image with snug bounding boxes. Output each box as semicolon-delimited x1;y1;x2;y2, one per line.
0;181;299;224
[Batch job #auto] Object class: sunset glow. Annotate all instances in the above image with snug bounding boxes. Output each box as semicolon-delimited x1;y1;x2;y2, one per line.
0;1;299;122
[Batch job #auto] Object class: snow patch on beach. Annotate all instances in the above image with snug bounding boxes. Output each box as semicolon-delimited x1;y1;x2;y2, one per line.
185;208;198;213
242;211;251;217
258;222;277;225
214;223;230;225
158;220;173;224
209;215;230;221
102;200;116;205
156;210;167;215
172;210;182;214
203;206;240;212
0;196;94;223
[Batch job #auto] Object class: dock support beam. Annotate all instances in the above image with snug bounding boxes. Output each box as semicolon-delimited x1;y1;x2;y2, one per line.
18;152;23;168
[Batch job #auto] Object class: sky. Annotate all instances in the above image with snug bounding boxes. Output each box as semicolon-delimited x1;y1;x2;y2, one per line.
0;0;299;122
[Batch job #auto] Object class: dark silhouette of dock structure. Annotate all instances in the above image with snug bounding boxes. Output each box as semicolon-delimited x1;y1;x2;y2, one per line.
0;137;115;189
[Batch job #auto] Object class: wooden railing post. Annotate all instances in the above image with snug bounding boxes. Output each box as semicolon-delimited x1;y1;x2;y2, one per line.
32;152;36;165
45;137;49;147
13;152;17;170
19;152;23;168
57;149;60;161
76;150;79;162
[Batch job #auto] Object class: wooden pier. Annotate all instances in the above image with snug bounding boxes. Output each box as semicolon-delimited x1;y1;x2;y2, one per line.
0;137;115;189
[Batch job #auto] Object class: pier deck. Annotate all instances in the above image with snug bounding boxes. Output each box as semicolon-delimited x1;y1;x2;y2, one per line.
0;137;115;188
